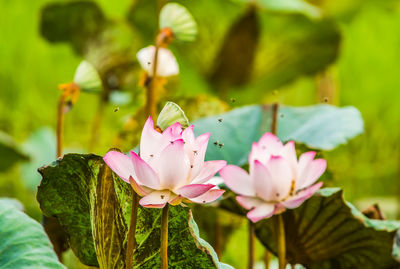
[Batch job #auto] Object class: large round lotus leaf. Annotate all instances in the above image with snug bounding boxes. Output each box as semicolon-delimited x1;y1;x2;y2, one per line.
193;104;363;165
37;153;232;268
0;199;65;268
219;188;400;268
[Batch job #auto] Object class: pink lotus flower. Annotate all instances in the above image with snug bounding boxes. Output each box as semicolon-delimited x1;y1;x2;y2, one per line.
104;117;226;208
220;133;326;223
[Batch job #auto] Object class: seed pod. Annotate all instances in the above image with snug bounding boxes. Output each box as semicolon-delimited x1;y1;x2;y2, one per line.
157;101;189;131
159;3;197;42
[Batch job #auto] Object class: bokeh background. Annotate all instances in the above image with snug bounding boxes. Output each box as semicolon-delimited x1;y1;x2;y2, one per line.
1;0;400;267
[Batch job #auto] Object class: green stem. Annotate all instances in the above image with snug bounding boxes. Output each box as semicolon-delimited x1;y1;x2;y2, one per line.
248;220;255;269
274;214;286;269
56;95;65;158
271;102;279;135
263;250;270;269
126;192;139;268
145;45;159;120
214;210;222;258
89;94;106;152
161;204;169;269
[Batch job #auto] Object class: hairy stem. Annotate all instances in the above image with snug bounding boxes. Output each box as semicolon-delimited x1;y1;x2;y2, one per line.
261;102;280;268
145;45;160;120
214;211;222;258
161;204;169;269
263;250;270;269
56;95;66;157
271;102;279;135
274;214;286;269
126;192;139;268
89;95;106;152
248;220;255;269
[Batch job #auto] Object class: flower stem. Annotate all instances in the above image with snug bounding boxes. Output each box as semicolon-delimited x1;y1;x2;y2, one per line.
263;250;270;269
271;102;279;135
261;102;280;268
89;93;106;152
56;95;66;157
274;214;286;269
248;220;255;269
161;203;169;269
145;45;160;120
214;211;222;258
126;191;139;268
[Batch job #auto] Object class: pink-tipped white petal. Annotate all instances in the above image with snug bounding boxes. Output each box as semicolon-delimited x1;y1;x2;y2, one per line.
236;196;263;210
139;190;171;208
281;141;297;173
140;117;163;162
297;151;316;177
176;184;215;198
258;133;283;154
195;132;211;146
263;156;293;199
203;176;224;186
163;122;183;141
130;151;160;189
183;125;197;167
136;46;179;77
154;139;190;189
129;176;151;196
220;165;255;196
247;203;276;223
182;125;195;146
249;142;271;170
104;151;135;183
190;189;225;204
297;156;326;189
282;182;323;209
188;133;211;179
252;160;275;201
191;160;226;184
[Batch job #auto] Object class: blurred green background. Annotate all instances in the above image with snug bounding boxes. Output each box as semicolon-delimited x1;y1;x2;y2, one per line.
1;0;400;267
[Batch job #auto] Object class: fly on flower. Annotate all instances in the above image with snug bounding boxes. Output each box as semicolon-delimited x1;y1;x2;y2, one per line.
103;117;226;208
220;132;326;223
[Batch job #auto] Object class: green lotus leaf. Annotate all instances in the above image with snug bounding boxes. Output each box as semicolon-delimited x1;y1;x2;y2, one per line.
193;104;363;166
0;199;65;268
37;153;231;268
